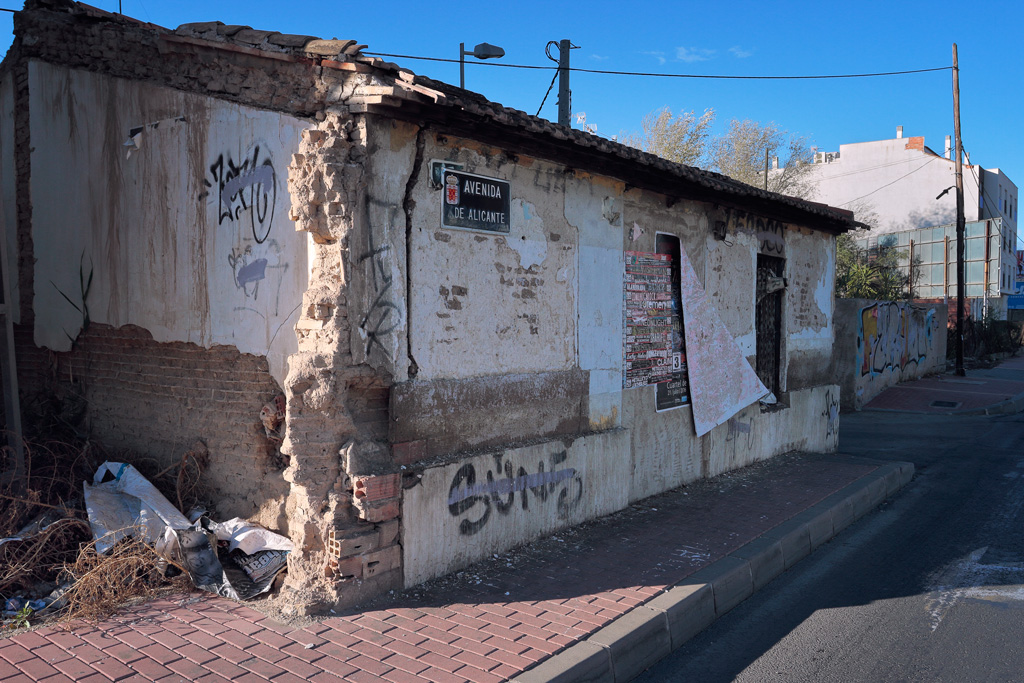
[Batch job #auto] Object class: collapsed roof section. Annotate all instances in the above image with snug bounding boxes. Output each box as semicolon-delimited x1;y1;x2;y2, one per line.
11;0;856;233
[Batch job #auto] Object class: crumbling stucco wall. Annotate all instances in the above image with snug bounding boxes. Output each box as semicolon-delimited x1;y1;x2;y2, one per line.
19;61;310;522
786;228;837;391
403;430;630;586
280;114;406;611
28;62;309;387
374;127;844;585
14;323;291;523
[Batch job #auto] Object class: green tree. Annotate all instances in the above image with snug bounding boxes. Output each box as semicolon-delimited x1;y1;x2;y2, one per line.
835;233;912;300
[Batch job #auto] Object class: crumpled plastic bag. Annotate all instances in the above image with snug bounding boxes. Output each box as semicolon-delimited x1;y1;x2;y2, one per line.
82;462;292;600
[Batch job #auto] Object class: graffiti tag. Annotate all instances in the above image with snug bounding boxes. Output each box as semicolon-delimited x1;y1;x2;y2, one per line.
859;302;932;376
723;208;786;256
358;209;400;356
227;245;268;299
207;145;277;243
447;450;584;536
822;389;839;438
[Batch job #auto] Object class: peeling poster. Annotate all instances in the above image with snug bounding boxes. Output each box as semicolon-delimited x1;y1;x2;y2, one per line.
677;246;770;436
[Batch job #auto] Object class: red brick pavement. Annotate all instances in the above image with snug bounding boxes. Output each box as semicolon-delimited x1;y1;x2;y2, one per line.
0;453;876;682
864;356;1024;413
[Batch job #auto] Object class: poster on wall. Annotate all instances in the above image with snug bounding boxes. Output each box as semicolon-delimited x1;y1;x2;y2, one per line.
621;245;690;411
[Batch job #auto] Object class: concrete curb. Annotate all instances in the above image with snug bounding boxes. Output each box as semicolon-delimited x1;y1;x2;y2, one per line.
956;389;1024;416
512;459;914;683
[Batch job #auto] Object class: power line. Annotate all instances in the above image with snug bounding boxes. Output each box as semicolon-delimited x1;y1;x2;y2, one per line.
363;52;951;80
835;156;937;206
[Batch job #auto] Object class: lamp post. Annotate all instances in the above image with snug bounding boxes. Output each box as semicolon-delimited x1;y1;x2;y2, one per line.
459;42;505;90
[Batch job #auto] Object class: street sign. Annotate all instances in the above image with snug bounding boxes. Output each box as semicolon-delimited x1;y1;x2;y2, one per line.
441;169;511;234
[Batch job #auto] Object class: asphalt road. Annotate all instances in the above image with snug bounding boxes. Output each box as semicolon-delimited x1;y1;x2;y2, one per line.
637;410;1024;682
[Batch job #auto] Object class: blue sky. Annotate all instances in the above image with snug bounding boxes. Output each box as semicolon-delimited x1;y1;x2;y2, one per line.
2;1;1021;236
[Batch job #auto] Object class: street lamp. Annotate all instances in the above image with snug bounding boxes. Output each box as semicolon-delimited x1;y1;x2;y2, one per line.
460;42;505;89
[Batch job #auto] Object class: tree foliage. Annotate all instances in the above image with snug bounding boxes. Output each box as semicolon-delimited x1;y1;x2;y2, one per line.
835;233;912;300
619;107;715;168
708;119;815;197
623;108;815;198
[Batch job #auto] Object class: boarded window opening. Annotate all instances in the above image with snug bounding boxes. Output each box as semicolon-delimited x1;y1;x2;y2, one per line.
756;254;784;397
655;233;689;411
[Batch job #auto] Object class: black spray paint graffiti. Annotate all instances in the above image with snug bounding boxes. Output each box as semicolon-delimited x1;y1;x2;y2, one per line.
358;208;400;356
725;416;755;449
447;451;584;536
723;208;785;256
822;389;839;438
206;146;277;244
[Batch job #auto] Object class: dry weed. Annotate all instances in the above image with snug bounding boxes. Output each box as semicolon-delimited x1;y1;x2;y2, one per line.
59;533;192;626
0;517;91;595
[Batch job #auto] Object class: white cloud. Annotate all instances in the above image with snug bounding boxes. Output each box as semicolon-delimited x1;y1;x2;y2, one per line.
729;46;754;58
641;50;667;65
590;54;609;61
676;47;716;63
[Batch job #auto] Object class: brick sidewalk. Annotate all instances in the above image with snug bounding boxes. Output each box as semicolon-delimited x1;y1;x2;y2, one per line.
0;453;877;683
864;355;1024;414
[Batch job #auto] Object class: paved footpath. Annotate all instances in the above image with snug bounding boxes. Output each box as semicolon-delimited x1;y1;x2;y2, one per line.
864;354;1024;414
0;450;912;683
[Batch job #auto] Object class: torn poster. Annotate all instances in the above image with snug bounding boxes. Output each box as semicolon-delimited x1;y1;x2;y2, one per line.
677;246;770;436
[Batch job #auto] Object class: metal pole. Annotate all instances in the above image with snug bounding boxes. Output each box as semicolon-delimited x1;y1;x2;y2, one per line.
459;42;465;89
953;43;966;376
557;39;571;127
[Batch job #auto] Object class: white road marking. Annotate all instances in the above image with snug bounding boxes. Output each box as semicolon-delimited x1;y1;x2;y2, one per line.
924;546;1024;631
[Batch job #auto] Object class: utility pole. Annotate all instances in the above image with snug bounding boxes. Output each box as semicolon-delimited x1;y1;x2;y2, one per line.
953;43;966;376
557;39;571;127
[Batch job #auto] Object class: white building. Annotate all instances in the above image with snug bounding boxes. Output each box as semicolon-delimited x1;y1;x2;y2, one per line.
806;127;1018;316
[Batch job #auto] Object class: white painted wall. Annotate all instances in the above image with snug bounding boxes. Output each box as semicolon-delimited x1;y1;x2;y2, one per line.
806;136;981;234
786;228;836;351
28;62;311;387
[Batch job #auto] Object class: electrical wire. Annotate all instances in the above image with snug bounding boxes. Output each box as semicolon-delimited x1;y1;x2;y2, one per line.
535;41;561;116
836;156;942;208
363;51;951;80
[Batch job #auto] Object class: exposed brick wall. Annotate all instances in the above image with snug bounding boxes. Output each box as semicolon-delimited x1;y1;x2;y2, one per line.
15;323;290;523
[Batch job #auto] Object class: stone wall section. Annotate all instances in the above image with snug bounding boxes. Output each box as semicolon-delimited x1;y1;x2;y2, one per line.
280;114;402;612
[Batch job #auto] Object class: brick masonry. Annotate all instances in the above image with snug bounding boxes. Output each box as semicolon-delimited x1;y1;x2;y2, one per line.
14;323;291;523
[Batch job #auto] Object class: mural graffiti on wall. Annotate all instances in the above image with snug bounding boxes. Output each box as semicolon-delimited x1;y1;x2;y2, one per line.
859;302;933;376
358;204;401;357
447;450;584;536
207;145;277;244
822;389;839;438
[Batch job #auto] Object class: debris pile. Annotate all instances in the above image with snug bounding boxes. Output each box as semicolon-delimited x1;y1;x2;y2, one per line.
2;440;292;630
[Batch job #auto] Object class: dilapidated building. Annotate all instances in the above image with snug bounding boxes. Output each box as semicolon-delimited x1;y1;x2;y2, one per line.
1;1;855;611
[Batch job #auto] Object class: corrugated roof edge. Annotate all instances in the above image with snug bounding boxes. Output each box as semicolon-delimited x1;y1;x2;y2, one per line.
27;0;855;231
